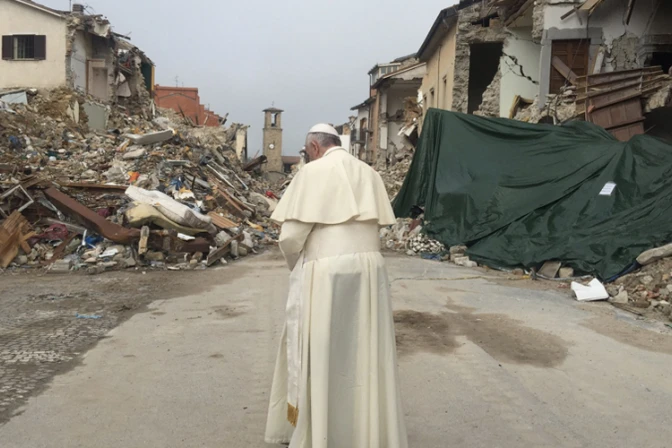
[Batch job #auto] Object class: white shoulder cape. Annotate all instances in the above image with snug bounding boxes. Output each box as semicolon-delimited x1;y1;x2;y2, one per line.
271;148;396;226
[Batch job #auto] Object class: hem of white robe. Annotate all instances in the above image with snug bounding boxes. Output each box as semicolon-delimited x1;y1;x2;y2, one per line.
265;437;290;444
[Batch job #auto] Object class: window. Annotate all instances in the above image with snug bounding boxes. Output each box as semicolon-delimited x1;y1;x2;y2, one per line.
2;35;46;61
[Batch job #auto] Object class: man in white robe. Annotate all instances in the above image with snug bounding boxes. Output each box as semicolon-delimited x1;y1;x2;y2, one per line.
265;124;408;448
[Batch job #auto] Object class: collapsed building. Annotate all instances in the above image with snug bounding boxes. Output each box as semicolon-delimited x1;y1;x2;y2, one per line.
351;54;425;168
1;0;155;125
416;0;672;140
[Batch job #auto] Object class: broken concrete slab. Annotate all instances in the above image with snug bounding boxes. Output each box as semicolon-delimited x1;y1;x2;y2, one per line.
0;90;28;105
124;129;174;145
637;243;672;266
539;261;562;279
122;147;147;160
610;290;629;304
48;259;72;274
559;267;575;279
83;102;109;131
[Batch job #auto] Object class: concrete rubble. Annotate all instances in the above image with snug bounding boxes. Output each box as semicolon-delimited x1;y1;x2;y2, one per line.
0;88;278;274
608;253;672;323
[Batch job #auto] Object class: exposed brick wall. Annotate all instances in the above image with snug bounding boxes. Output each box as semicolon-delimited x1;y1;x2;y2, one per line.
154;85;221;127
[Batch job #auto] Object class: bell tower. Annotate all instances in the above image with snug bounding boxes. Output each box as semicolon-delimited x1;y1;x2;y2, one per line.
262;107;283;173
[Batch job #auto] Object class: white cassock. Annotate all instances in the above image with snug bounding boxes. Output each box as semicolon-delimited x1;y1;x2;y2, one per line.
264;147;408;448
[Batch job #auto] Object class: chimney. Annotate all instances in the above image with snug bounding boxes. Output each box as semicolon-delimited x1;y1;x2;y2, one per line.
72;3;84;14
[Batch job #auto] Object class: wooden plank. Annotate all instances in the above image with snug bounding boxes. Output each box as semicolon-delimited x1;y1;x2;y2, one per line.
139;226;149;256
59;182;128;192
579;0;605;13
207;212;238;230
624;0;637;24
576;66;662;83
591;47;606;74
577;74;666;99
577;71;664;91
603;116;645;131
576;77;665;101
206;233;244;267
44;233;78;266
505;0;535;25
0;228;21;268
20;231;35;253
588;85;661;112
552;56;578;85
587;96;645;142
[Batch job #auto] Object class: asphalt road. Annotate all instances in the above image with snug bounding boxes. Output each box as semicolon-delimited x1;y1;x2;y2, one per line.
1;252;671;447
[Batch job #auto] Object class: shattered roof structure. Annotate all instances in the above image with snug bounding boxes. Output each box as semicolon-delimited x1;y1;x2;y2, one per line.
350;97;375;111
371;62;426;90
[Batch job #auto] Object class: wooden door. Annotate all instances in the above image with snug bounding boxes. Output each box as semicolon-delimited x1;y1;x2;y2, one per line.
550;39;589;94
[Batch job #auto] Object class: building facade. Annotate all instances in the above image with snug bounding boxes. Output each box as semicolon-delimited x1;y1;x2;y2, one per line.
418;0;672;121
154;86;224;127
0;0;154;103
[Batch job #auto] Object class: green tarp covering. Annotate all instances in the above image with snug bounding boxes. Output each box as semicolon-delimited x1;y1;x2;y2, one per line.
393;109;672;280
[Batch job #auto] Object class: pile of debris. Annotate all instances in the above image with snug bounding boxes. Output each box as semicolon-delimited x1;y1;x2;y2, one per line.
513;64;672;138
605;244;672;322
0;88;278;274
379;152;412;200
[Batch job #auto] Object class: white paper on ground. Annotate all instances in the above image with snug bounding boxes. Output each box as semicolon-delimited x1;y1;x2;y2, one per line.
571;278;609;302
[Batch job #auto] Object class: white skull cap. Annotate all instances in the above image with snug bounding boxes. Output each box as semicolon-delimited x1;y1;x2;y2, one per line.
308;123;339;137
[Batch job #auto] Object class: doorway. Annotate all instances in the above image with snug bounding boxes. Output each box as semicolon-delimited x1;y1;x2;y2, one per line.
468;43;503;114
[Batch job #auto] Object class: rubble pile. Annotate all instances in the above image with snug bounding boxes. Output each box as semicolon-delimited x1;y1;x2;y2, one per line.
0;88;277;274
379;153;412;200
608;256;672;323
379;217;450;258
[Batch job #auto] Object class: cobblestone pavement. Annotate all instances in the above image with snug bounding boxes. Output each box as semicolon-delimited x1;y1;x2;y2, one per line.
0;267;231;424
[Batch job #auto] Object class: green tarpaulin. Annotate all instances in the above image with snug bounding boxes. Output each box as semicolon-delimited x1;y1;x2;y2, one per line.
393;109;672;280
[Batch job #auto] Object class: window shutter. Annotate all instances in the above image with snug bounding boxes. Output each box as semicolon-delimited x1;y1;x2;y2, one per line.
2;36;13;60
34;35;46;60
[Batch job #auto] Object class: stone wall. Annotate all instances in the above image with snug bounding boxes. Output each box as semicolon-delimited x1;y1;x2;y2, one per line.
452;3;509;114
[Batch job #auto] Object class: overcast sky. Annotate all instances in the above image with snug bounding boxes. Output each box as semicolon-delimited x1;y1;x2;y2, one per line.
42;0;456;156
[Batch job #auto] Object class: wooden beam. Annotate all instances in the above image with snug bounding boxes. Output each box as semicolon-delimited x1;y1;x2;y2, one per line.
505;0;534;26
552;56;578;85
624;0;636;24
579;0;605;13
206;233;244;267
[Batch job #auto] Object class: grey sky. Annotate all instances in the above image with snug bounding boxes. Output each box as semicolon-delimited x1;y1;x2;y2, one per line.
42;0;456;156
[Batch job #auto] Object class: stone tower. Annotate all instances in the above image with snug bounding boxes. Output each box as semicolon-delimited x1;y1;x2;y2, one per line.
262;107;283;173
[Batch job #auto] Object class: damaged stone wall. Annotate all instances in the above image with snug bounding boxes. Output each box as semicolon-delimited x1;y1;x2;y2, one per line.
452;3;509;114
474;61;502;117
531;0;546;42
608;33;641;71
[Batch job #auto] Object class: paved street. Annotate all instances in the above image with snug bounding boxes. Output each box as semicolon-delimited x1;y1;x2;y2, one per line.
1;252;672;447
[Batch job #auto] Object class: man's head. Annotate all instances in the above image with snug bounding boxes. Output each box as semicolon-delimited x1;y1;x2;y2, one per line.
304;124;341;162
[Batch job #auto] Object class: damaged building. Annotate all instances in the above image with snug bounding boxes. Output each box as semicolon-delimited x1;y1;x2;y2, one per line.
1;0;154;107
416;0;672;140
351;54;426;168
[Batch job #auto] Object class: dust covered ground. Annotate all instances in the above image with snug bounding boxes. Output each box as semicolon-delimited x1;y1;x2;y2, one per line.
0;264;241;424
1;252;672;447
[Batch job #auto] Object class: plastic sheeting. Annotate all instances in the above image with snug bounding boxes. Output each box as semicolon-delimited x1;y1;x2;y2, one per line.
393;109;672;280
